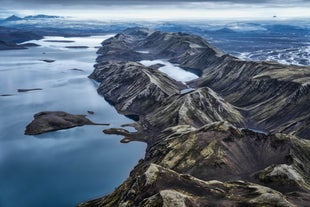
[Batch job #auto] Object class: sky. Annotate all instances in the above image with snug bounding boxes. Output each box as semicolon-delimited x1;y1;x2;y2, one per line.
1;0;310;20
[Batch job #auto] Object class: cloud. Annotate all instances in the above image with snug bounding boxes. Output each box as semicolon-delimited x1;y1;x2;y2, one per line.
1;0;308;11
1;0;309;20
1;0;309;8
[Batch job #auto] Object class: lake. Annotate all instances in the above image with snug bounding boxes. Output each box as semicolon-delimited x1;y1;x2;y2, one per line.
0;35;146;207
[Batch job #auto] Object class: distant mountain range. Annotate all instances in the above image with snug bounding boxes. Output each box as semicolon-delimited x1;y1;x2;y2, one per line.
1;14;62;22
3;15;22;21
0;14;308;65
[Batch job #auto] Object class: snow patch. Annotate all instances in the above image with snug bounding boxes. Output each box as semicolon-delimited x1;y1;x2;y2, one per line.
140;60;198;83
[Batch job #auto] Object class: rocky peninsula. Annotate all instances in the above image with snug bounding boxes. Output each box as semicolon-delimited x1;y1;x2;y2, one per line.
78;28;310;206
25;111;109;135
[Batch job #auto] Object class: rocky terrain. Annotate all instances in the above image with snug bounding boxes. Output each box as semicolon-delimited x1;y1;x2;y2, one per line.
95;27;310;139
188;58;310;139
79;28;310;206
80;122;310;207
25;111;109;135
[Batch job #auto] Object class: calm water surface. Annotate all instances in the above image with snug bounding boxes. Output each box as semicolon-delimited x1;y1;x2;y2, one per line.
0;35;146;207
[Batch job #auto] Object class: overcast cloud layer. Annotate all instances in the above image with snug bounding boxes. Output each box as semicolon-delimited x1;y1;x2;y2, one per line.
1;0;309;20
1;0;310;8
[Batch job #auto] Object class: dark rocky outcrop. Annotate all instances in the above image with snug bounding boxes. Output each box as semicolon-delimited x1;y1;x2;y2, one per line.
148;63;165;70
80;28;310;206
144;87;245;133
96;27;224;73
94;27;310;139
143;123;310;192
103;128;145;143
89;61;186;117
17;88;42;93
188;59;310;138
0;94;14;97
25;111;109;135
40;59;55;63
80;164;301;207
87;110;95;115
90;61;246;137
70;68;85;72
80;123;310;207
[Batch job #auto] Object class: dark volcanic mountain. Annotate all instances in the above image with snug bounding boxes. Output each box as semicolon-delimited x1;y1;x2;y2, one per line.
95;27;310;139
188;57;310;139
81;122;310;207
89;61;244;133
81;28;310;206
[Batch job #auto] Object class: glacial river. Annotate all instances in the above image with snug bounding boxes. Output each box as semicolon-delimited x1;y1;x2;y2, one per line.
0;36;146;207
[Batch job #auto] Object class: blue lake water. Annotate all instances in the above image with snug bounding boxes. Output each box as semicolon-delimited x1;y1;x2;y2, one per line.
0;36;146;207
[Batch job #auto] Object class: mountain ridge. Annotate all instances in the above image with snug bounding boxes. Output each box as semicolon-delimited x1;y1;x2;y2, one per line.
2;14;62;22
81;28;310;206
95;27;310;138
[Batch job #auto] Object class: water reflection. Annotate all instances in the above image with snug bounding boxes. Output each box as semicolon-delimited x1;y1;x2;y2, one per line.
0;36;146;207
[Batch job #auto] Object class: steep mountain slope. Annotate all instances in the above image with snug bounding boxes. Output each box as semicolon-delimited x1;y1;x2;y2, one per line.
80;122;310;207
81;28;310;206
89;61;185;117
90;61;245;136
188;58;310;138
144;87;244;131
95;27;309;138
